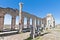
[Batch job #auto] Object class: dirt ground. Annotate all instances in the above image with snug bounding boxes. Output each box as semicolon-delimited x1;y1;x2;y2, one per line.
0;28;60;40
41;29;60;40
0;32;30;40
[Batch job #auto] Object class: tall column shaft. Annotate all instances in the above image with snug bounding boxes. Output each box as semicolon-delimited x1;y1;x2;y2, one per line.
11;16;16;30
20;3;23;13
19;16;24;32
0;16;4;31
27;17;30;28
19;3;23;33
22;17;24;29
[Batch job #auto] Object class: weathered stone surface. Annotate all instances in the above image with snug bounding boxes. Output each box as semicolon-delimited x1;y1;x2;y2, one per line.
0;2;55;40
0;7;19;31
0;16;4;31
19;3;55;39
27;17;30;28
11;16;16;30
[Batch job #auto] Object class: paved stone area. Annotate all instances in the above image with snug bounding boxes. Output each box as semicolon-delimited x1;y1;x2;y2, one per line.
0;32;30;40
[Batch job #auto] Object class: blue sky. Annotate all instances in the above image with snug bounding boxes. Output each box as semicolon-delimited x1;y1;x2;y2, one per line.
0;0;60;25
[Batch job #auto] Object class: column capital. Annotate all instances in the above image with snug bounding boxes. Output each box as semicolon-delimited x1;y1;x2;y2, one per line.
19;2;23;7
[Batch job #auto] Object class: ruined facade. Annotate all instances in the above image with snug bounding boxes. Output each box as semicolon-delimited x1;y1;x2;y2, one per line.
0;2;55;32
19;3;55;38
19;2;55;32
0;7;19;31
0;2;55;37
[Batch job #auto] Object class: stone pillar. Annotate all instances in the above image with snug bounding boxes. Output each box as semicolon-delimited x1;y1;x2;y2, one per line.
19;2;23;32
19;17;24;32
36;19;39;31
22;17;24;29
39;20;41;34
36;19;38;27
53;21;55;28
11;16;16;30
0;16;4;31
39;20;41;27
30;18;35;39
41;19;42;27
27;17;30;28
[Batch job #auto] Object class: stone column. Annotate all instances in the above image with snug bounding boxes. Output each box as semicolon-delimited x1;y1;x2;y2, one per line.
36;19;38;27
30;18;35;39
41;19;42;27
19;17;24;32
39;20;41;27
39;20;41;34
22;17;24;29
0;15;4;31
11;16;16;30
53;20;55;28
53;21;55;28
39;19;41;27
27;17;30;28
36;19;38;31
19;2;23;33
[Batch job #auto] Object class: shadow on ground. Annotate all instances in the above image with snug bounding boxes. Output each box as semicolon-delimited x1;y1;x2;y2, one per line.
25;32;49;40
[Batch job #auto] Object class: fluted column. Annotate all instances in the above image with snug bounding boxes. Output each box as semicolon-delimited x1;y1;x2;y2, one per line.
27;17;30;28
11;16;16;30
30;18;35;39
0;15;4;31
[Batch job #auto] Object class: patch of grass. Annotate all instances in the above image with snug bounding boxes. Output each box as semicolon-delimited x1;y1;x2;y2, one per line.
35;36;42;40
25;36;42;40
25;37;32;40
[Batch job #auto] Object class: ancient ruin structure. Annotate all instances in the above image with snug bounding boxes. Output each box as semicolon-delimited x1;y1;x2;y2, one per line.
0;2;55;39
0;7;19;31
19;2;55;38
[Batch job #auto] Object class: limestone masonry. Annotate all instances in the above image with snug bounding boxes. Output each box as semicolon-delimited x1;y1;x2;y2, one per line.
0;2;55;39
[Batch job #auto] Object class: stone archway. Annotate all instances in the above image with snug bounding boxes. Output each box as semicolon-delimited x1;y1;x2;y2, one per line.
0;7;19;31
4;14;12;30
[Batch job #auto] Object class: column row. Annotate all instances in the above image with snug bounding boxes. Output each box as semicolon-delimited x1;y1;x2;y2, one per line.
0;15;16;31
